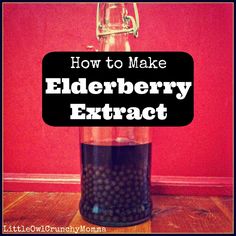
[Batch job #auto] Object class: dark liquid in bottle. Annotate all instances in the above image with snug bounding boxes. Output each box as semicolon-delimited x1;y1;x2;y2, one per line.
80;142;152;227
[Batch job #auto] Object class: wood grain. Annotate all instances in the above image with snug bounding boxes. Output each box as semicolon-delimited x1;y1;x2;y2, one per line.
210;197;233;222
3;192;29;210
151;195;233;233
3;193;233;233
4;192;80;227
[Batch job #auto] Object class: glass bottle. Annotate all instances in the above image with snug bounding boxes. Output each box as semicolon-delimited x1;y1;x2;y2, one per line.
79;3;152;227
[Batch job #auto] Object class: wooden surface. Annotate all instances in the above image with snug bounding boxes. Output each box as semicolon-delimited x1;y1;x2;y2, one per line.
3;192;233;234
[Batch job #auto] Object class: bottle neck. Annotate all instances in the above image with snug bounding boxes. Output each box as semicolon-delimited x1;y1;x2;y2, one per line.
106;4;125;25
99;3;131;52
99;34;130;52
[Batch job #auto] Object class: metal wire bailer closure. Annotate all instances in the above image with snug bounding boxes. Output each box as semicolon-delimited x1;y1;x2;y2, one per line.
96;3;140;40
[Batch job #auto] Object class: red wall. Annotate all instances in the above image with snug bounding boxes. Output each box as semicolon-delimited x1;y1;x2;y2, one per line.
3;4;233;190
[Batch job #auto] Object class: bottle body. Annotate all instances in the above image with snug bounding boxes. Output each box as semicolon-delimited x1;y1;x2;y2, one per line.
79;127;152;226
79;3;152;226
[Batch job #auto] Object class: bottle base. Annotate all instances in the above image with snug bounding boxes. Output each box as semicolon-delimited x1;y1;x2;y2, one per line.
81;214;151;227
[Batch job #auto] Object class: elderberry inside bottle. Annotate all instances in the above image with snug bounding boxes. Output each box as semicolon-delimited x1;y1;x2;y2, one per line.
79;3;152;227
80;128;152;227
